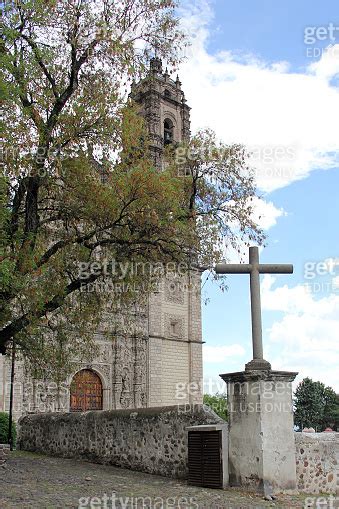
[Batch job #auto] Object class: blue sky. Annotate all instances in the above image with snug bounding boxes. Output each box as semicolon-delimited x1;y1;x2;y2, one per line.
204;0;338;67
178;0;339;392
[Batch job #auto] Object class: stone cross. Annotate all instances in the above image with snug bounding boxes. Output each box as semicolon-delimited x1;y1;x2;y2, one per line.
215;246;293;370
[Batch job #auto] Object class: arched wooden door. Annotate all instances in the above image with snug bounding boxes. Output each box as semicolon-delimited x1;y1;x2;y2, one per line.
70;369;103;412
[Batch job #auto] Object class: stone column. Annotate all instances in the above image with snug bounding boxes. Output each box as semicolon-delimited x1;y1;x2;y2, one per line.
220;368;298;496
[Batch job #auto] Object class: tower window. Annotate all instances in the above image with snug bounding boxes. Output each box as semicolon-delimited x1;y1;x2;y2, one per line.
164;89;171;99
164;118;174;145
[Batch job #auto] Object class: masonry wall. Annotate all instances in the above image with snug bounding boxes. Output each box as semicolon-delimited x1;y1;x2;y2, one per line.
18;405;223;479
148;271;203;407
295;432;339;495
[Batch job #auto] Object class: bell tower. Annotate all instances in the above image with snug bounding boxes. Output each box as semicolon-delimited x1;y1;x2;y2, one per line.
131;59;203;410
130;57;191;168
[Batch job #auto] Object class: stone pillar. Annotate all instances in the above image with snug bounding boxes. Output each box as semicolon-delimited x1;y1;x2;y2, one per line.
220;368;298;496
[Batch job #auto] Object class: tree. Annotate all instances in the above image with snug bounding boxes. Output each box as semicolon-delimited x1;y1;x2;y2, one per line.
203;392;228;421
0;412;17;446
322;389;339;431
1;0;186;362
168;129;265;272
1;0;264;378
330;394;339;430
294;377;339;431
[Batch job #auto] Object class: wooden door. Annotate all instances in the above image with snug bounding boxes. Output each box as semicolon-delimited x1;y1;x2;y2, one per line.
70;369;103;412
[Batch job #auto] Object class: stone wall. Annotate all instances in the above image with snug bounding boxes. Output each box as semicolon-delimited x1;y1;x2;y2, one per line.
0;443;10;466
295;432;339;494
18;405;223;479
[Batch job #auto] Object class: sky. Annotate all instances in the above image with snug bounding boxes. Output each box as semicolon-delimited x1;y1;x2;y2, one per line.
177;0;339;393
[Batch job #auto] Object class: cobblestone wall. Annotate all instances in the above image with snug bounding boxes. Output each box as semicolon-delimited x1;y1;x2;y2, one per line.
0;443;10;466
18;405;223;479
295;432;339;494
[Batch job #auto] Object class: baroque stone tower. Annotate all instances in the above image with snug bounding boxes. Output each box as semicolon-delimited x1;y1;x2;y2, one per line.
129;58;203;408
130;57;191;168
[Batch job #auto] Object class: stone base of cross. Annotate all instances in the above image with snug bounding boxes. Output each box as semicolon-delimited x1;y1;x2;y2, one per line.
244;358;271;371
215;246;293;370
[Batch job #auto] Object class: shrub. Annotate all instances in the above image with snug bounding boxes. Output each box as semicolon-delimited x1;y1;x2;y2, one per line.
203;392;228;421
0;412;16;446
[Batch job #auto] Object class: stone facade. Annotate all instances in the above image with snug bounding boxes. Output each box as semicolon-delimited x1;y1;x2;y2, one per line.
295;432;339;495
0;271;203;420
18;405;223;479
0;62;203;421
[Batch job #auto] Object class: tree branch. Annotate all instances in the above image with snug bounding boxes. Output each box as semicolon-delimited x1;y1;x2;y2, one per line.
18;32;59;98
0;271;102;354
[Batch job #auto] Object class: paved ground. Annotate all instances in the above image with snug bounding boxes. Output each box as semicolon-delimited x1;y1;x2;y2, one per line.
0;451;334;509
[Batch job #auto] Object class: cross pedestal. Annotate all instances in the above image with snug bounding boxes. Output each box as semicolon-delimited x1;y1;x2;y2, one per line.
220;369;298;495
216;246;298;495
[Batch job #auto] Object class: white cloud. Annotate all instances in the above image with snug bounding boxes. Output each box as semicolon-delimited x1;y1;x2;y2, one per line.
262;275;339;391
203;344;245;363
250;197;287;230
308;44;339;81
220;197;286;264
178;2;339;193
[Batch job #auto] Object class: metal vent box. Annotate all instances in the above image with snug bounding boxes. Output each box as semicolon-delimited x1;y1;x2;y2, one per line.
187;424;229;489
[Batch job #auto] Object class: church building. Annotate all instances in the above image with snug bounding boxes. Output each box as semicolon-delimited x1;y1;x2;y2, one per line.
0;59;203;420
